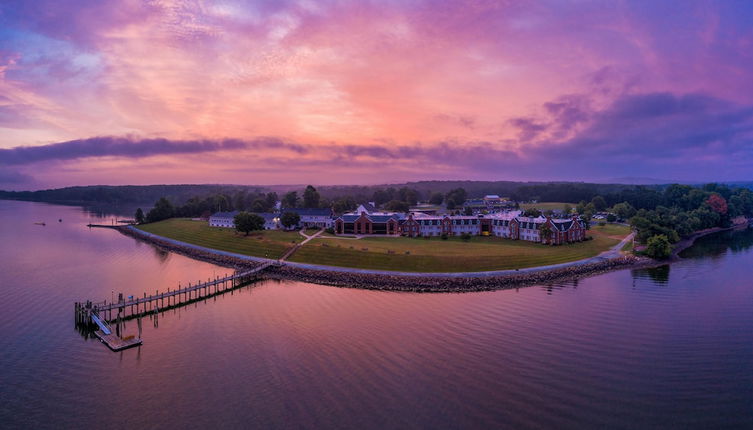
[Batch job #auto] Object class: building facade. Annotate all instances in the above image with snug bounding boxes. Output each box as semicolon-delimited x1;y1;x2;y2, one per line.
209;211;280;230
281;208;334;229
334;209;586;244
208;211;239;228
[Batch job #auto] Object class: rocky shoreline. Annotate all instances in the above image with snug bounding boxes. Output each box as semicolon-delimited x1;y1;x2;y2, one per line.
262;255;657;292
115;225;664;292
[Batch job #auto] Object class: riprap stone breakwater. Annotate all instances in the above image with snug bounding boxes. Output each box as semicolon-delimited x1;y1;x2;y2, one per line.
116;225;655;292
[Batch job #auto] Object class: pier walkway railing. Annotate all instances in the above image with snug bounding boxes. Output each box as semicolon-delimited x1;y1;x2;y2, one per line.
75;261;278;327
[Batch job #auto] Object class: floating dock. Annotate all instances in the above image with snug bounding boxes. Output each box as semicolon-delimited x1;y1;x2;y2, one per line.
95;330;143;351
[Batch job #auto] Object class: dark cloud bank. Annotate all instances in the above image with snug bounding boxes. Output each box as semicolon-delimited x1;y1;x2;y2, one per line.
1;92;752;182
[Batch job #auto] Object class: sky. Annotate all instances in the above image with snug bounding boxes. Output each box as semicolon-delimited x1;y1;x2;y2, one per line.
1;0;752;190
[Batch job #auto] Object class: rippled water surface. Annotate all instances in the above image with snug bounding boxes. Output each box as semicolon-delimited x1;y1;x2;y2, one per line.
1;200;752;429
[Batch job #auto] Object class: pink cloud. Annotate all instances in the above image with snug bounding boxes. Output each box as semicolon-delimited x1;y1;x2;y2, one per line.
0;0;752;188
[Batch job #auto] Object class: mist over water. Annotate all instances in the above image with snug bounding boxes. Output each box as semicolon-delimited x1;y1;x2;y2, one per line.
1;200;752;429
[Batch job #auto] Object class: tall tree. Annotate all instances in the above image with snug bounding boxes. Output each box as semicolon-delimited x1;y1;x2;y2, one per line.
265;192;278;210
384;200;410;212
280;211;301;230
645;234;672;259
333;196;356;214
234;212;265;236
282;191;299;208
134;208;145;224
591;195;607;211
429;192;444;205
445;188;467;208
612;202;636;220
146;197;174;223
303;185;321;208
706;194;728;214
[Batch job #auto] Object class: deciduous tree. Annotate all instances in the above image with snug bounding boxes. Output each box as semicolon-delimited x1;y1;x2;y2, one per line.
303;185;321;208
234;212;265;235
280;211;301;230
645;234;672;259
134;208;145;224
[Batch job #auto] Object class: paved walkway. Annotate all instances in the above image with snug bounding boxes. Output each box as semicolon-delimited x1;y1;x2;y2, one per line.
282;228;325;261
125;226;637;279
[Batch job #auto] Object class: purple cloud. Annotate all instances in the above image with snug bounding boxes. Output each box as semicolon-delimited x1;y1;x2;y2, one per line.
0;136;307;165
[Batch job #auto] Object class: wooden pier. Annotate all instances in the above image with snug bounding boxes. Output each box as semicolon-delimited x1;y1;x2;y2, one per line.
75;261;278;351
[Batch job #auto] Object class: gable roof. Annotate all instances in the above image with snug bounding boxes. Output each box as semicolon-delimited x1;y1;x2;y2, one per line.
283;208;332;217
358;202;377;213
209;211;239;219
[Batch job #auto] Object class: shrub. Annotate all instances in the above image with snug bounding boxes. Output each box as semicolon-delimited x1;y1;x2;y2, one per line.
598;221;606;227
325;227;335;235
645;234;672;260
441;233;448;240
461;233;472;242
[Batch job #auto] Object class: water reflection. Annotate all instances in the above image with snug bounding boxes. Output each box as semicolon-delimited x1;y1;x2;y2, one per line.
632;264;671;285
540;278;579;295
3;200;753;429
680;227;753;259
152;246;170;263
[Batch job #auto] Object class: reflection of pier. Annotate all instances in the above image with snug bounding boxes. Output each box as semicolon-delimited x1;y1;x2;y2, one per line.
75;261;278;351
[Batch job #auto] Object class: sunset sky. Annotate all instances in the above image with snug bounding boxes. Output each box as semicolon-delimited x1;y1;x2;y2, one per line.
1;0;752;189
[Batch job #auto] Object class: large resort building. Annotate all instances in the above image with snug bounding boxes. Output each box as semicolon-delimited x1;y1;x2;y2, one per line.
209;201;587;245
333;206;587;244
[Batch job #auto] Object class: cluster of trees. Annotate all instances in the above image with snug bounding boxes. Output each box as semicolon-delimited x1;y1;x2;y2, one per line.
281;185;321;209
444;188;468;209
279;185;358;214
137;190;279;223
176;190;279;216
369;186;423;213
625;184;753;259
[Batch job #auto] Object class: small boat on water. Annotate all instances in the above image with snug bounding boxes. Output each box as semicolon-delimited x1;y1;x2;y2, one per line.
34;222;46;226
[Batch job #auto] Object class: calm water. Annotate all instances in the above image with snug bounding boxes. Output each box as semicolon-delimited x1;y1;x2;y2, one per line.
0;200;752;429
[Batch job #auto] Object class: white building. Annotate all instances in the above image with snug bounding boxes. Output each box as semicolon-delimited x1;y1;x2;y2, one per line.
208;211;238;228
209;211;280;230
282;208;334;229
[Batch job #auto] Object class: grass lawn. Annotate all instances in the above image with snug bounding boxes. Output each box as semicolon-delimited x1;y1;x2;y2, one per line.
137;218;301;259
289;227;628;272
137;218;631;272
589;223;631;238
520;202;573;211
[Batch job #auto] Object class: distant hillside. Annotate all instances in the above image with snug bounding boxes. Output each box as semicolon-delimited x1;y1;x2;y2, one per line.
1;181;655;207
0;184;274;206
5;180;747;210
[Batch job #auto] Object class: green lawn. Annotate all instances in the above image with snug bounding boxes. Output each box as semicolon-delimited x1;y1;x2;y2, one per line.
589;223;631;238
289;228;626;272
137;218;301;259
138;218;630;272
520;202;573;211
